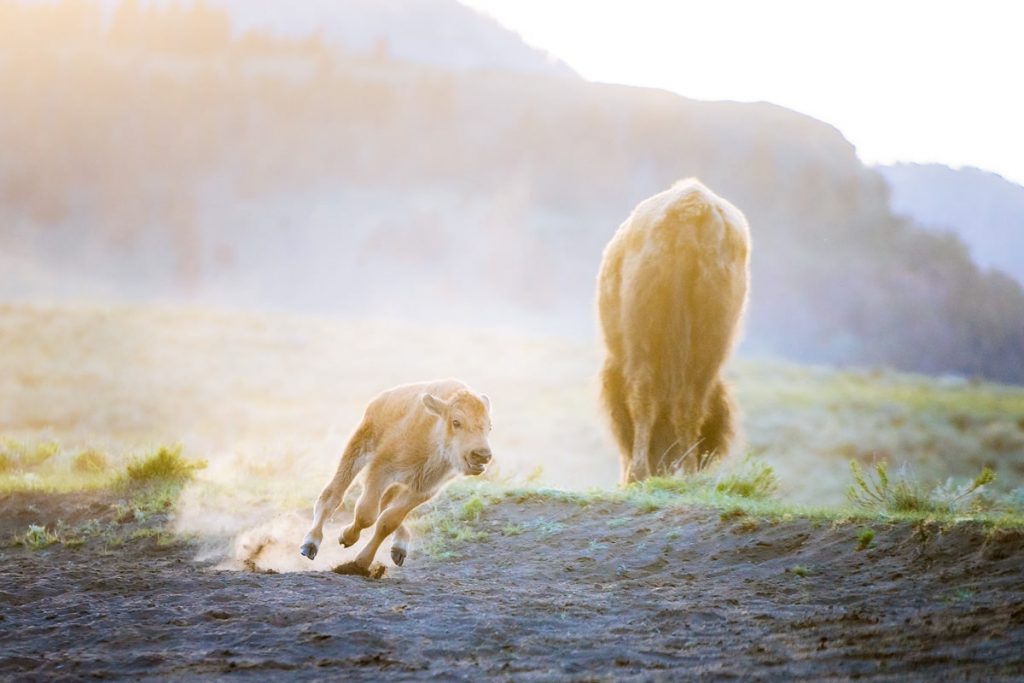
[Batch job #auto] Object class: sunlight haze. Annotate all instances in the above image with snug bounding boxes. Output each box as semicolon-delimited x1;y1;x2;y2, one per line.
3;2;1024;676
464;0;1024;185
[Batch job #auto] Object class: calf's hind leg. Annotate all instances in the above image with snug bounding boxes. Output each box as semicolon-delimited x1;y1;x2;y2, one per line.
300;432;370;560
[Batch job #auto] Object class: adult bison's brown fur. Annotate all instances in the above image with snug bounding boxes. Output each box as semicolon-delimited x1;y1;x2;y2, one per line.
597;179;750;483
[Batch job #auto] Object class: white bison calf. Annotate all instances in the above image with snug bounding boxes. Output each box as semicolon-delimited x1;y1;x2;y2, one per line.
300;379;493;571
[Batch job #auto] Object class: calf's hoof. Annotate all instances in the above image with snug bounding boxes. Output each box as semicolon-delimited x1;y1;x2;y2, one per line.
391;546;407;566
299;542;318;561
332;561;386;579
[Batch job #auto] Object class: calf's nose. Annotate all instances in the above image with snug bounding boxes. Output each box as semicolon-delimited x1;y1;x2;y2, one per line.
471;448;492;464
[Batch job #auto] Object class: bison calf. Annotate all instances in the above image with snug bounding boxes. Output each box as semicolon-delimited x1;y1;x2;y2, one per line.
300;379;493;570
597;178;750;483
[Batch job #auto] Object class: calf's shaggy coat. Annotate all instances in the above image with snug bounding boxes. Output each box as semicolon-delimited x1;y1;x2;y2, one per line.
300;380;493;570
597;179;750;483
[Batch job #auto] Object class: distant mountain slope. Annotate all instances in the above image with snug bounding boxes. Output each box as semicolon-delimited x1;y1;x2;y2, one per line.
60;0;574;76
2;1;1023;382
878;163;1024;283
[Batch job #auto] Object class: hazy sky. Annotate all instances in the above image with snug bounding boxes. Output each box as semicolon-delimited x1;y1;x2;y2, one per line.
463;0;1024;185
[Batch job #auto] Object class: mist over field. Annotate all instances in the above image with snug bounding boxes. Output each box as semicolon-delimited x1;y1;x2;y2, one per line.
3;0;1024;383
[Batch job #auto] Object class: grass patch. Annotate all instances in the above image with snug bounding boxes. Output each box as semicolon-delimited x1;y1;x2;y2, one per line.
789;564;810;578
4;444;205;552
628;456;779;507
410;488;493;560
127;527;179;547
115;478;193;524
534;518;566;535
0;438;61;471
714;456;778;499
104;445;206;530
0;469;113;494
460;494;486;521
414;515;487;560
848;461;996;515
119;445;205;487
856;527;875;550
9;519;103;550
16;523;61;549
430;470;1024;535
73;449;108;474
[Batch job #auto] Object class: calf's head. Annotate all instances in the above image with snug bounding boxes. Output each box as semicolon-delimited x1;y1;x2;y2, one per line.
422;390;493;476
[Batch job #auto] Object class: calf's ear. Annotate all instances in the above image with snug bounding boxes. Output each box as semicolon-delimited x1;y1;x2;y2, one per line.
422;393;447;416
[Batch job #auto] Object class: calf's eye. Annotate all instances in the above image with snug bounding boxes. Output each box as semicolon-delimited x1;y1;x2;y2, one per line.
452;419;462;429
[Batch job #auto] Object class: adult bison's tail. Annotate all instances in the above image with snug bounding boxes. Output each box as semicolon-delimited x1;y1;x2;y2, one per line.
697;378;736;469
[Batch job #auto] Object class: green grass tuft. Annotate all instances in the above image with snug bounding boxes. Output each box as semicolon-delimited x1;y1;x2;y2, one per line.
626;456;779;506
848;461;997;515
459;494;486;521
714;457;779;499
533;518;566;535
17;523;61;549
120;445;205;487
410;488;492;560
856;526;875;550
73;449;108;474
0;438;61;471
127;527;178;546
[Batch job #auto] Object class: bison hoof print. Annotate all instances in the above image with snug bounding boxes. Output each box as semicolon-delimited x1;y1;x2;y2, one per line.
299;542;318;560
391;547;407;566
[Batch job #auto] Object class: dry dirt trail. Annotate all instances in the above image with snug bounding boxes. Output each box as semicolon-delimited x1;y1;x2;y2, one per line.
2;492;1023;681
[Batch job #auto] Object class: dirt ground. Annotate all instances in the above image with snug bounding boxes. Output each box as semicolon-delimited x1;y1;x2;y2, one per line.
2;492;1023;681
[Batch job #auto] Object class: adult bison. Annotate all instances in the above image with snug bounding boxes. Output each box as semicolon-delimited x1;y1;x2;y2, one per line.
597;179;750;483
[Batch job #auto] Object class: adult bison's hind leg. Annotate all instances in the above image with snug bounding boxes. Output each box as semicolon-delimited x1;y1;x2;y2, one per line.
648;412;678;477
625;386;655;484
696;378;735;469
601;360;636;484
